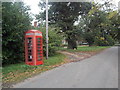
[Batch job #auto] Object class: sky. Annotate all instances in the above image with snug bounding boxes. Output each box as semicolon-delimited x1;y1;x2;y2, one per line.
23;0;120;24
23;0;40;15
23;0;41;25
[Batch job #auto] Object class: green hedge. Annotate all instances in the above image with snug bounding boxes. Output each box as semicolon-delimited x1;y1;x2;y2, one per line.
2;2;32;65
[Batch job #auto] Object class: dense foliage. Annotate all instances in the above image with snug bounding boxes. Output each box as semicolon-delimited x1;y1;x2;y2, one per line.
77;2;119;46
2;2;32;65
36;26;63;56
2;1;119;66
36;2;92;49
37;1;119;47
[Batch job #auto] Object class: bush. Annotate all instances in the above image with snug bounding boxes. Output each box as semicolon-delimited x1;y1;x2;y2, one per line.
2;2;32;65
38;26;63;56
84;32;95;46
106;35;115;46
94;35;115;46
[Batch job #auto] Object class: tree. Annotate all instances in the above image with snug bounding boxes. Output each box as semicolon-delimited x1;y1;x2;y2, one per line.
107;11;120;43
36;2;92;49
2;2;32;65
77;2;118;46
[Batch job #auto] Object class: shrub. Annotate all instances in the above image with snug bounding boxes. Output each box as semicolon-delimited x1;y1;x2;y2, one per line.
38;26;63;56
2;2;32;65
94;35;115;46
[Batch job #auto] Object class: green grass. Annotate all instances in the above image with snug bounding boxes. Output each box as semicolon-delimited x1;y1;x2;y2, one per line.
44;53;65;66
2;53;66;86
2;53;65;75
59;46;111;52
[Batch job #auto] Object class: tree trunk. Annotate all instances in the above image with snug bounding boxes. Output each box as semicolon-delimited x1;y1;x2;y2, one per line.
67;39;77;49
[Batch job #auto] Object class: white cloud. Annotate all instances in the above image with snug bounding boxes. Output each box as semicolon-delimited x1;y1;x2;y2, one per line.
23;0;40;15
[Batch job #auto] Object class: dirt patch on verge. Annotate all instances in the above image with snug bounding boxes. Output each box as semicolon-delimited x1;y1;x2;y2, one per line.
58;49;106;63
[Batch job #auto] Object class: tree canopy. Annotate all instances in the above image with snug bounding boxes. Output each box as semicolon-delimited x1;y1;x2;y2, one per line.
77;2;119;46
36;2;92;49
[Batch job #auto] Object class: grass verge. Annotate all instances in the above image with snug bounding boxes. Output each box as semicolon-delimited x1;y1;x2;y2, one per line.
59;46;111;52
2;46;111;87
2;53;66;87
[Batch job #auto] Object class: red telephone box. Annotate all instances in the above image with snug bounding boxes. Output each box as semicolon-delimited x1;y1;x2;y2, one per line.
25;30;43;65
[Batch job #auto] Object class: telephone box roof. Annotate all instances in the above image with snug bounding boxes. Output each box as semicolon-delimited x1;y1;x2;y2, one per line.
25;30;42;33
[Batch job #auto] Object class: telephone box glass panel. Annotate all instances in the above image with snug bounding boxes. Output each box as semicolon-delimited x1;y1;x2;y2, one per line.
27;37;33;62
36;37;43;61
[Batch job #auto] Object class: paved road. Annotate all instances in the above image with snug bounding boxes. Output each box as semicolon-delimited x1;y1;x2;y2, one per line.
13;47;118;88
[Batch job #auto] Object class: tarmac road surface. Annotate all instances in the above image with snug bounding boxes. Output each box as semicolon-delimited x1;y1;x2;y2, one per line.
13;46;118;88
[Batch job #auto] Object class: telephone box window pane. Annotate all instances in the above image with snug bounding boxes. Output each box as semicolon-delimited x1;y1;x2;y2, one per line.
28;50;32;52
28;37;32;39
37;44;40;46
38;50;42;52
27;37;32;43
38;53;42;54
38;58;42;61
28;41;32;43
37;44;41;46
37;41;41;43
37;38;41;40
28;55;32;59
38;55;42;57
28;59;32;61
28;47;32;49
28;43;32;47
28;55;32;62
30;56;32;59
